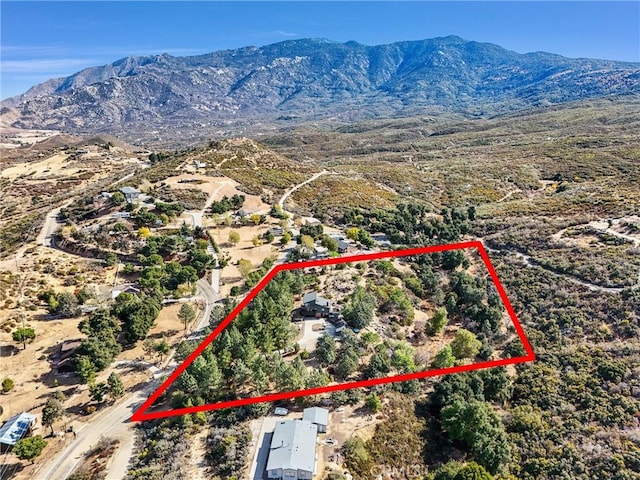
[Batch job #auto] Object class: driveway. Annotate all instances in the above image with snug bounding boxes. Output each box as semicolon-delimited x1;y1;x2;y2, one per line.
297;318;336;353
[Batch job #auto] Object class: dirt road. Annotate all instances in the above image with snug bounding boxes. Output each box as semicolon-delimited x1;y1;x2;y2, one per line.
278;169;331;210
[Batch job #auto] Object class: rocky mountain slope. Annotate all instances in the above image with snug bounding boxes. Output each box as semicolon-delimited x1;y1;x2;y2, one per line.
2;36;639;144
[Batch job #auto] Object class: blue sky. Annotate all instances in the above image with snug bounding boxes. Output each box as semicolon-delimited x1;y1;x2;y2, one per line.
1;1;639;99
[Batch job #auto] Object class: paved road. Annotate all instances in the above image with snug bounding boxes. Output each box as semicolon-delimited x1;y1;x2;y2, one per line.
36;383;155;480
33;166;224;480
195;277;218;331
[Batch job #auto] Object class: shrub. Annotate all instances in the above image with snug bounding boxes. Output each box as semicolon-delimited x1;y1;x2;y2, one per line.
2;377;14;392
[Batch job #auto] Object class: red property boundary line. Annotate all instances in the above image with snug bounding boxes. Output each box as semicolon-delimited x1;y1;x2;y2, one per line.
131;240;535;421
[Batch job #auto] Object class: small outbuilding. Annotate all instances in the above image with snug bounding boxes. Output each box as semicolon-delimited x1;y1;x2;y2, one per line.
303;407;329;433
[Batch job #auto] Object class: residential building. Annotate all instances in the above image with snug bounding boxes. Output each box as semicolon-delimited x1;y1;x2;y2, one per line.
337;239;350;253
302;292;334;317
54;339;83;374
266;420;317;479
302;407;329;433
119;186;141;203
314;246;329;259
0;413;37;448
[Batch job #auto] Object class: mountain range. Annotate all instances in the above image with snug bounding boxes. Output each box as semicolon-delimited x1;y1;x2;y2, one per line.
2;36;639;144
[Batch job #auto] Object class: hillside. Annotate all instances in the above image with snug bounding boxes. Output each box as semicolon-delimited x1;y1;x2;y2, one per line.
2;36;639;145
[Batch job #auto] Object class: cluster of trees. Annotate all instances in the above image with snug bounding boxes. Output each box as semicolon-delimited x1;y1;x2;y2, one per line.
373;284;415;326
112;292;162;343
210;194;245;214
41;290;80;318
427;462;494;480
269;203;288;219
148;151;169;164
345;227;375;248
127;418;194;480
74;291;162;382
206;424;252;478
170;271;312;409
133;207;160;228
343;203;474;246
154;201;185;218
342;286;376;329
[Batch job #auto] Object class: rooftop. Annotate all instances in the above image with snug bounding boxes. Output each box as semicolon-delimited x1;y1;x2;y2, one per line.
267;419;317;473
303;291;332;307
303;407;329;427
0;412;37;446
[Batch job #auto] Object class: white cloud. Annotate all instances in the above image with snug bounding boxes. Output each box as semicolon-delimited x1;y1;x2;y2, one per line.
267;30;299;38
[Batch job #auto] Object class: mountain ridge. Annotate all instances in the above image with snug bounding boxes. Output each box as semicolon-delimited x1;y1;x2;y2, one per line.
2;36;639;144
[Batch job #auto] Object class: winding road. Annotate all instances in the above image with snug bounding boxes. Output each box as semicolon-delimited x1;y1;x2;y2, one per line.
482;241;639;293
33;172;222;480
277;169;333;210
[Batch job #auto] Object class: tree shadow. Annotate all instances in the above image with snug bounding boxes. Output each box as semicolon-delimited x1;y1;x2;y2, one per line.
147;329;179;340
0;344;19;357
0;461;24;480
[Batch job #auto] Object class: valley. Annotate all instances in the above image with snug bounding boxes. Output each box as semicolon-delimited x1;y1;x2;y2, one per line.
0;94;638;480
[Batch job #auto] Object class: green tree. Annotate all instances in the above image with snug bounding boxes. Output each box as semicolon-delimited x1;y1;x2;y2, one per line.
2;377;14;392
342;437;373;473
357;229;375;248
346;228;360;241
238;258;253;278
228;230;241;246
13;435;47;463
363;352;390;379
76;356;97;384
13;327;35;350
178;303;196;331
365;393;382;412
300;234;315;253
426;307;448;336
454;463;493;480
42;398;64;435
320;234;339;252
107;372;125;400
281;231;292;245
450;328;482;359
53;292;79;317
441;399;510;474
315;334;337;365
104;252;118;267
336;349;359;379
111;191;125;206
89;382;109;403
153;337;170;362
343;286;376;329
431;345;456;369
